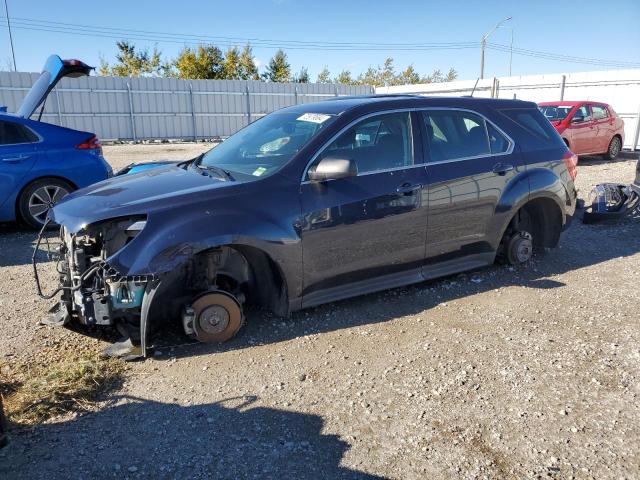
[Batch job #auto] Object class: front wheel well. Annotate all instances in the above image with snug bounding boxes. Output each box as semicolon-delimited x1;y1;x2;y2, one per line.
506;198;564;249
185;244;288;317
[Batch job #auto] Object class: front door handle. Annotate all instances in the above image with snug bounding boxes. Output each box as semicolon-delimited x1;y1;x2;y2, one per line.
1;154;30;163
396;183;423;195
492;163;514;176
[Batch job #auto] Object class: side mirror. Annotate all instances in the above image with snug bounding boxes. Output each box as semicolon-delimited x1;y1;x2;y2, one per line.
308;156;357;182
571;115;584;124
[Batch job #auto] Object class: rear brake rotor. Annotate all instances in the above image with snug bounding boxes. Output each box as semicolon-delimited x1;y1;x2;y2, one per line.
507;231;533;265
191;291;244;343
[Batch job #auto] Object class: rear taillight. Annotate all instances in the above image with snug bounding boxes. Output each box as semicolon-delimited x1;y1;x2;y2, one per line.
563;151;578;181
76;135;102;155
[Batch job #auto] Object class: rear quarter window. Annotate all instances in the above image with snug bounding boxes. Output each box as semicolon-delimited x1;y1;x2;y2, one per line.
499;108;565;148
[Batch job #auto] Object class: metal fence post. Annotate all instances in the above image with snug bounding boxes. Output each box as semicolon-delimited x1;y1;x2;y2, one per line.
560;75;566;101
334;84;339;97
245;84;251;124
294;85;298;105
55;89;63;126
632;103;640;152
126;82;137;141
189;83;197;141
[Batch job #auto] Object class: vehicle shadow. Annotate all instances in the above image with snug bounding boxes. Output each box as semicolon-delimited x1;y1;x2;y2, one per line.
0;395;384;480
154;215;639;361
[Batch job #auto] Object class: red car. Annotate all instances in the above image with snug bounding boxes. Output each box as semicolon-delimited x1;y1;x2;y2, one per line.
538;101;624;159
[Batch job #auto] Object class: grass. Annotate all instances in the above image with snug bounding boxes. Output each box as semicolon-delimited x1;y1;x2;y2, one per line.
0;349;126;426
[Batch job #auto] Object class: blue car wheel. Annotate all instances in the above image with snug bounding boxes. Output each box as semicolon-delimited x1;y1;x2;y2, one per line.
18;177;73;229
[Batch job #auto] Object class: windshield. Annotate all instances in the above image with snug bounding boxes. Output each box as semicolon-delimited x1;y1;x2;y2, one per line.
197;111;336;178
539;105;574;122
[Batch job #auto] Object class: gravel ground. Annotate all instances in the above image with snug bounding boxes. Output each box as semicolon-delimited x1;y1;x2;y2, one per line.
1;144;639;479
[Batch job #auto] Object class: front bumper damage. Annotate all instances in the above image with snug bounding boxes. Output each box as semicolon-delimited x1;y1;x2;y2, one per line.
33;217;155;359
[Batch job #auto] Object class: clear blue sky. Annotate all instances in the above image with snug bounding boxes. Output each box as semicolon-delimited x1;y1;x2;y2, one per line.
1;0;639;80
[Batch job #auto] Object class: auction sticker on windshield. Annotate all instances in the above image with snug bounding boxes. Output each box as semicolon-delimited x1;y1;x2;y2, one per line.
297;113;332;124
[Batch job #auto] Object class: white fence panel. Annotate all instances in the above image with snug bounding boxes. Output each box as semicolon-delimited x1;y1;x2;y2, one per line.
0;72;373;141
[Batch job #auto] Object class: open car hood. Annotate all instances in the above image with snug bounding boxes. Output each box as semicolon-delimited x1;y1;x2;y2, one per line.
16;55;93;118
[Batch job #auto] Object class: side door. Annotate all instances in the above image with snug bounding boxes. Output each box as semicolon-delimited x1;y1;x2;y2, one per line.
0;119;39;208
299;111;429;305
420;109;520;271
567;104;594;154
591;104;613;153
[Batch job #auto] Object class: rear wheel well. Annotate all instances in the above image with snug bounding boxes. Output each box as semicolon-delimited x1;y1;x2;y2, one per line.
506;198;563;249
15;175;77;222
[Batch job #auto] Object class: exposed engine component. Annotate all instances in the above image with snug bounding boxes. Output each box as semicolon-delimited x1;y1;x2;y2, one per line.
582;183;639;224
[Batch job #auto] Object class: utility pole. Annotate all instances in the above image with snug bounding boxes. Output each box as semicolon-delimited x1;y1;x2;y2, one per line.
480;16;512;79
4;0;16;71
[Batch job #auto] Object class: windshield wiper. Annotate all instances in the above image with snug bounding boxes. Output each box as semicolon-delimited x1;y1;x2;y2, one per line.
200;165;235;181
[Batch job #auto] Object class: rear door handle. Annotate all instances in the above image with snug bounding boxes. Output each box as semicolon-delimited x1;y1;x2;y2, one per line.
1;154;30;163
396;183;423;195
492;163;514;175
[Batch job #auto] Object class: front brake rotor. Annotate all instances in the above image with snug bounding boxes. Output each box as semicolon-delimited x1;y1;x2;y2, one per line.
191;291;244;343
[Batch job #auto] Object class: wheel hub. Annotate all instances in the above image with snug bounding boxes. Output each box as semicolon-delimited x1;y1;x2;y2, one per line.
190;291;244;343
198;305;230;334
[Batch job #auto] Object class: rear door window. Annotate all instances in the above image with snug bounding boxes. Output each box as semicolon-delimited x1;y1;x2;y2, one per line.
0;120;38;145
592;105;609;120
487;123;511;154
421;110;490;162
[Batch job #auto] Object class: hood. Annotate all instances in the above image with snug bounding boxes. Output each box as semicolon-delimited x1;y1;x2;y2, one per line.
50;165;243;232
17;55;92;118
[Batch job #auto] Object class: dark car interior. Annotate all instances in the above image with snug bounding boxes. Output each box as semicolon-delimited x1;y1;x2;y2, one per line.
319;112;413;174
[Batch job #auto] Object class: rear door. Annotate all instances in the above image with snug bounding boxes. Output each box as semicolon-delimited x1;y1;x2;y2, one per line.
591;104;614;153
0;119;39;207
299;111;429;304
420;109;519;269
567;104;594;154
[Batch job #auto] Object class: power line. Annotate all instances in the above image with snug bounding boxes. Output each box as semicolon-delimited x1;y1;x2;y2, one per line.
1;15;638;68
0;16;479;50
488;43;640;68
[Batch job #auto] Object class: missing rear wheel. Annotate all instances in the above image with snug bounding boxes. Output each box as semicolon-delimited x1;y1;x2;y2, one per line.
506;231;533;265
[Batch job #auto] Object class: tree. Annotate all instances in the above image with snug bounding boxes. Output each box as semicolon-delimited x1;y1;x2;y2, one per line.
379;57;396;87
356;66;379;86
262;49;291;83
295;67;310;83
173;45;225;79
99;41;164;77
316;66;331;83
445;67;458;82
223;47;241;80
238;44;259;80
334;70;354;85
394;65;421;85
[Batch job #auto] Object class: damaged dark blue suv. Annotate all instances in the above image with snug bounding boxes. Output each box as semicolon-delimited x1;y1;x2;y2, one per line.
38;95;577;357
